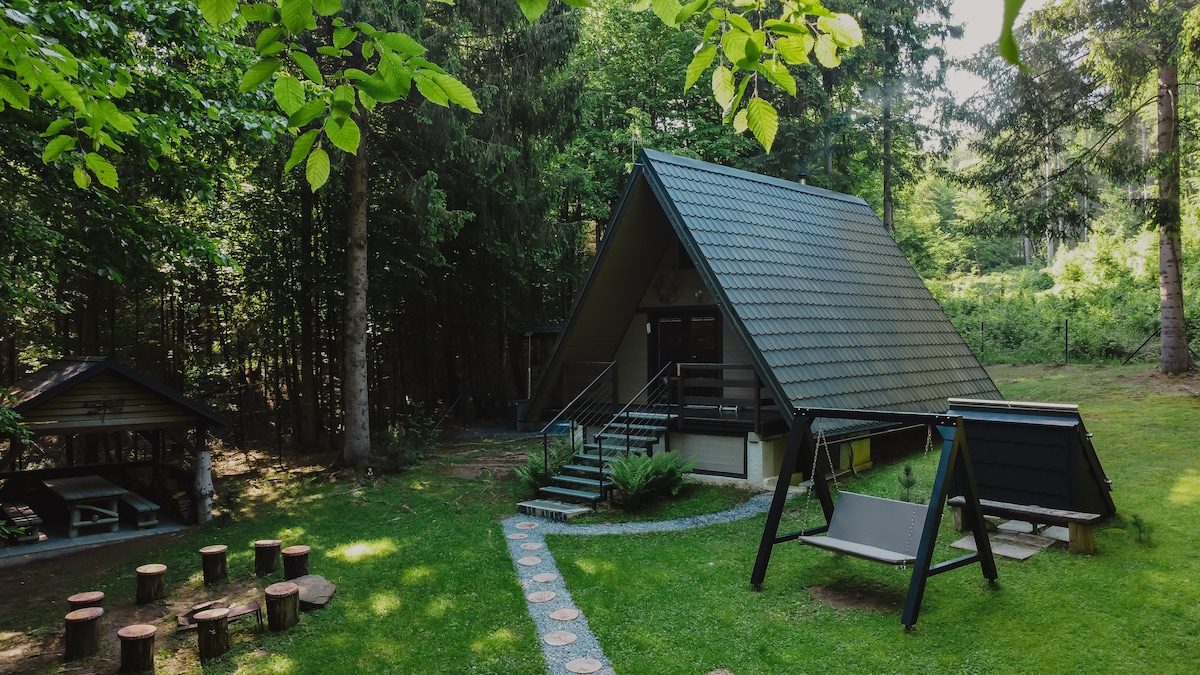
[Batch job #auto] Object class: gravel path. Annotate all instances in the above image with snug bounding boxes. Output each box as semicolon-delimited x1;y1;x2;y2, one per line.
501;490;792;675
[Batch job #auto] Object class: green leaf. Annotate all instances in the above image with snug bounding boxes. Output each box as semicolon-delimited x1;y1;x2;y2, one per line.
677;0;710;23
764;19;807;36
561;0;591;6
356;75;403;103
42;118;72;136
84;152;118;189
240;58;281;93
813;34;840;68
306;148;330;190
291;52;323;84
711;65;734;112
288;98;326;128
432;73;480;113
256;26;283;54
652;0;682;28
285;128;320;172
685;44;716;90
763;59;796;97
745;97;777;152
273;75;305;116
816;13;863;48
0;75;31;110
312;0;341;16
1000;0;1027;67
776;35;813;64
324;116;361;153
198;0;237;26
732;108;748;133
207;105;220;120
240;3;278;22
516;0;549;23
721;31;748;68
98;100;135;132
42;135;75;163
42;69;85;112
74;165;91;189
725;12;752;34
334;27;357;50
381;32;426;57
280;0;315;33
415;73;449;106
632;0;652;10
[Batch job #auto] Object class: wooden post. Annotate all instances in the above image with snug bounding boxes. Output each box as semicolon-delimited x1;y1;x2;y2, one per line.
63;606;103;661
193;424;214;523
200;545;228;585
264;581;300;631
117;624;157;673
135;564;167;605
282;545;310;580
194;608;230;661
254;539;282;576
67;591;105;610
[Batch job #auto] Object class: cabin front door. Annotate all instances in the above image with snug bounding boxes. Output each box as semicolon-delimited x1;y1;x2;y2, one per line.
650;310;721;401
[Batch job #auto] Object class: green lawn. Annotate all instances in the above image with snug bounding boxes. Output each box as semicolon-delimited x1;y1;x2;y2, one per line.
3;365;1196;674
547;364;1200;673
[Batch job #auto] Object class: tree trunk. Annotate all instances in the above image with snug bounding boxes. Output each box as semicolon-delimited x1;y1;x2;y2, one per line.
1155;61;1193;373
297;186;319;448
882;100;894;234
343;113;372;466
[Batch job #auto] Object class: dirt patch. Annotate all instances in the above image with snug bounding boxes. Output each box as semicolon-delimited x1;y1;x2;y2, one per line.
807;584;904;612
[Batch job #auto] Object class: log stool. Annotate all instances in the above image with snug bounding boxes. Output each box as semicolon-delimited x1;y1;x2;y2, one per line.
63;606;103;661
254;539;282;576
281;545;310;580
264;581;300;632
135;564;166;605
199;544;229;585
67;591;105;610
117;624;157;673
194;607;230;662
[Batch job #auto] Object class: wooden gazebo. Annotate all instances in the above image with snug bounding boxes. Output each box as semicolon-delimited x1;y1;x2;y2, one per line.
1;356;228;526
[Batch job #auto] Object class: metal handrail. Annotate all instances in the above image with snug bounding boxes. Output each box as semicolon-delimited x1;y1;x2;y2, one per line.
540;361;618;478
594;361;677;498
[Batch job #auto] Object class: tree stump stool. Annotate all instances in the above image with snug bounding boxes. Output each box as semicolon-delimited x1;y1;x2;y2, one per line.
194;607;230;662
63;606;103;661
264;581;300;632
254;539;282;576
67;591;105;610
117;624;157;673
281;545;310;580
199;545;228;585
135;564;166;605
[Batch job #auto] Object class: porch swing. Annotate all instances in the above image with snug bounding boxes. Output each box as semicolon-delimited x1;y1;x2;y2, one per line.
750;408;998;628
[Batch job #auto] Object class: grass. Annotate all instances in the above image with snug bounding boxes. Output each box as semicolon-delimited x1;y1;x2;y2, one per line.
3;365;1197;674
570;481;756;524
546;364;1200;673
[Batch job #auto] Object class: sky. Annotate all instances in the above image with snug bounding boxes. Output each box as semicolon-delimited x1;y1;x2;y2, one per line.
945;0;1049;101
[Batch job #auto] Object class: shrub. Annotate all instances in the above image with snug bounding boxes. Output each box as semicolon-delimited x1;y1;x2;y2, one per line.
608;451;696;508
374;404;440;472
515;439;576;495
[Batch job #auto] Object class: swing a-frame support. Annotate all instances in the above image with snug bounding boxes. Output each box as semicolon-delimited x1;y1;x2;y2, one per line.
750;407;997;628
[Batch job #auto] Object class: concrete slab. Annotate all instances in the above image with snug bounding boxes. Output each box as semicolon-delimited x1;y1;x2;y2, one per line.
997;520;1035;534
517;500;593;521
1042;525;1071;543
951;535;1040;560
0;521;186;570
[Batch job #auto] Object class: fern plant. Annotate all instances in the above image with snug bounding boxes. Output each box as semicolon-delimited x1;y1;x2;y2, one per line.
515;439;575;495
607;451;696;508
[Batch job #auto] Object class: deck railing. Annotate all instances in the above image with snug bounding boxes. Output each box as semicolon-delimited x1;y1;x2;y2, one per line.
674;363;773;434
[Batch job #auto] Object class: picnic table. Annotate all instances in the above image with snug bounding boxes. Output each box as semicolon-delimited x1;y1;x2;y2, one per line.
42;476;128;537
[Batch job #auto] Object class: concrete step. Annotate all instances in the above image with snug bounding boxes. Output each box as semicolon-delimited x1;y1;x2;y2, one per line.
517;499;593;521
538;485;602;504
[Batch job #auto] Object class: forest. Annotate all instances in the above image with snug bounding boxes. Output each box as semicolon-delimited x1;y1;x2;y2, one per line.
2;0;1197;464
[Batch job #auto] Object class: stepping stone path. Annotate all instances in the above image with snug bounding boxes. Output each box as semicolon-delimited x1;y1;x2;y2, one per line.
502;490;784;675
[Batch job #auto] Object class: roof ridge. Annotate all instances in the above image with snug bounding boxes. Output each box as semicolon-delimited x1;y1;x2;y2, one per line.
639;148;869;207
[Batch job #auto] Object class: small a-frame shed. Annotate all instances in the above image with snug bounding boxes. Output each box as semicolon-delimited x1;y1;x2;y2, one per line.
522;150;1001;487
2;356;228;524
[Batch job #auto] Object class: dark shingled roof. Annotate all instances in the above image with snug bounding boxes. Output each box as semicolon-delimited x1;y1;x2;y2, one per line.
640;149;1000;416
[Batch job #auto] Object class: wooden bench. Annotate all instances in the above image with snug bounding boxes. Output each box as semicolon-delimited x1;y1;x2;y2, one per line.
948;496;1102;554
119;492;160;529
798;492;928;566
2;503;43;544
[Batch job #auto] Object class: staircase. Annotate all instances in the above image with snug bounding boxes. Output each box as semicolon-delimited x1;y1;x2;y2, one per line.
518;363;676;520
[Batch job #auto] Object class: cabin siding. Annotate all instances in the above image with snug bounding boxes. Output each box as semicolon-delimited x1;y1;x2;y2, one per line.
19;372;199;431
674;432;746;477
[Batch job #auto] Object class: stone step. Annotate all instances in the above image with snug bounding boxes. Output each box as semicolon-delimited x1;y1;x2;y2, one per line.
517;499;593;521
538;486;602;505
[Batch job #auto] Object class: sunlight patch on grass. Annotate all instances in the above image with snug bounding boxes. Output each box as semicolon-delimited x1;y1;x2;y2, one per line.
329;538;398;562
426;593;456;617
402;565;434;584
472;627;518;653
370;592;402;616
277;526;307;540
1167;470;1200;506
237;650;295;673
574;558;617;575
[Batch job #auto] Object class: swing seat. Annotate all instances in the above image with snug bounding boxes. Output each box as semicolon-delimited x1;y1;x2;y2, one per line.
798;492;928;566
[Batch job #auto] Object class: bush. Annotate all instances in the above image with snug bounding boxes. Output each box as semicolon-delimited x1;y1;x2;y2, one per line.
607;451;696;508
515;439;576;495
374;404;440;472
